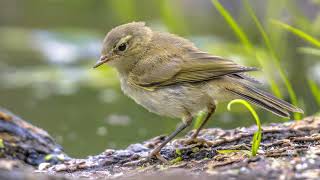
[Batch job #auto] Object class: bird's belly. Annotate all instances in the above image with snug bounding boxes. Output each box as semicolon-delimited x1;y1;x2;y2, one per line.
120;80;211;118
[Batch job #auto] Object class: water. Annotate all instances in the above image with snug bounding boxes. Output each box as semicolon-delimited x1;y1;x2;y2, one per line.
0;0;318;157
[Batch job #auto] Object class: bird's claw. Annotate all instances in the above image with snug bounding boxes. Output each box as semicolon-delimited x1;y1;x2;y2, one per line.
149;151;168;163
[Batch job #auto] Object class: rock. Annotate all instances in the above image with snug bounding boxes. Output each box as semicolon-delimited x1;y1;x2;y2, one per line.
0;108;67;166
0;107;320;179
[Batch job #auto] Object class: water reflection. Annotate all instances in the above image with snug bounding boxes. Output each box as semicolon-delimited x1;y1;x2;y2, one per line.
33;30;100;65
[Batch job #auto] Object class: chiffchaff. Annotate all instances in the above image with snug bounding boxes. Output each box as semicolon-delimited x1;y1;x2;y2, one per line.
94;22;303;161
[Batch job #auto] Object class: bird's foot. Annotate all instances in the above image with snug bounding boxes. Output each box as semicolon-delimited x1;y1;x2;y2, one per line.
149;150;168;163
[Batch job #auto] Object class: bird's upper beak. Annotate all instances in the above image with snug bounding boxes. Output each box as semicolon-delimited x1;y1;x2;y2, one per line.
93;55;110;68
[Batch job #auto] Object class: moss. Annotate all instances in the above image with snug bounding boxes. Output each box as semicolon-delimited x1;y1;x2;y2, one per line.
217;149;252;157
0;139;4;148
192;147;200;153
44;154;53;161
170;156;183;164
158;164;169;171
175;149;182;156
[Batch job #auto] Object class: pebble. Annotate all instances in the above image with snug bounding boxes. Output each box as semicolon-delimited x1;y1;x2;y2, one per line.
127;143;149;153
53;164;68;172
38;163;51;171
115;150;133;157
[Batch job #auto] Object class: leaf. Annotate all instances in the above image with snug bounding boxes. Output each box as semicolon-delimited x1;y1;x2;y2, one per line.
271;20;320;48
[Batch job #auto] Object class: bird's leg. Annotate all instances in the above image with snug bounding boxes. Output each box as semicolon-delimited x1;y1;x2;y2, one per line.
149;115;193;162
188;104;216;143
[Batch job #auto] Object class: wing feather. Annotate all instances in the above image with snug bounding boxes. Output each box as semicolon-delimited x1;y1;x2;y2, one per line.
129;50;257;90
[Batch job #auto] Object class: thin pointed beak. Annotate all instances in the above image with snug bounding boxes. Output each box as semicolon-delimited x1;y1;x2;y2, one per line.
93;55;109;68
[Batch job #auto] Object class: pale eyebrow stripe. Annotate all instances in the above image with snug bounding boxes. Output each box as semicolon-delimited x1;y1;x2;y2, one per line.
115;35;132;48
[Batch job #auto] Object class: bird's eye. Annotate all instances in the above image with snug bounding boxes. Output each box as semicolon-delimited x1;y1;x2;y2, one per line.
117;43;127;52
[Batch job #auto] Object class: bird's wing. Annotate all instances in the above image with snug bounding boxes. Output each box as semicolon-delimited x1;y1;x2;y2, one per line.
128;50;257;90
228;73;262;84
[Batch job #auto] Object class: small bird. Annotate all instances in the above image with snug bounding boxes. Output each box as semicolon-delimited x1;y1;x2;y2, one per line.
93;22;303;161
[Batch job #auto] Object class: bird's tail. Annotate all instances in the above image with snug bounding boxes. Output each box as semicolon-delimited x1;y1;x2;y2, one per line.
226;83;303;118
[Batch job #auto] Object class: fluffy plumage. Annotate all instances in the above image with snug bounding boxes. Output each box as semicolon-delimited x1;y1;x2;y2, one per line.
94;22;303;161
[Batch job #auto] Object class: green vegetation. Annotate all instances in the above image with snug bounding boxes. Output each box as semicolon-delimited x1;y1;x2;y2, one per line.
212;0;301;119
217;149;251;157
308;79;320;107
271;20;320;48
211;0;282;99
170;156;183;164
227;99;262;156
0;139;4;149
271;19;320;111
193;111;206;129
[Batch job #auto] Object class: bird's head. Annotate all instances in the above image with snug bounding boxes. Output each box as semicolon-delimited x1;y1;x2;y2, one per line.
93;22;152;73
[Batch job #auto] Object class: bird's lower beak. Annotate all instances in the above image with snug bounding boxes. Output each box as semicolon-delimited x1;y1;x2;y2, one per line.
93;55;109;68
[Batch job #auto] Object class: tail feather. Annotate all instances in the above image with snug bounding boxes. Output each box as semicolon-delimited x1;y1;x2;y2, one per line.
226;84;304;118
244;85;303;113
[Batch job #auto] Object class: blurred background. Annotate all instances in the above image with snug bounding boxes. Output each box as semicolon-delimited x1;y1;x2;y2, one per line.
0;0;319;158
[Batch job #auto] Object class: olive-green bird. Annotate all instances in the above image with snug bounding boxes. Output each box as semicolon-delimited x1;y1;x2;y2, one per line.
94;22;303;161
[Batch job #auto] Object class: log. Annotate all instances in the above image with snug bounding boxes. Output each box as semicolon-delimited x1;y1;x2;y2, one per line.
0;108;319;179
0;108;66;166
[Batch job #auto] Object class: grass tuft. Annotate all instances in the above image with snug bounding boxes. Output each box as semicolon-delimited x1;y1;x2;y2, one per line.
244;0;301;120
272;19;320;113
227;99;262;156
211;0;283;101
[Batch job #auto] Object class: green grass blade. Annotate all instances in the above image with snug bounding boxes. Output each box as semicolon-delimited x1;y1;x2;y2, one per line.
307;79;320;107
252;131;262;156
270;19;320;119
227;99;261;127
271;20;320;48
244;0;274;56
211;0;283;100
255;52;282;98
245;1;301;119
281;73;301;120
227;99;262;156
211;0;252;52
